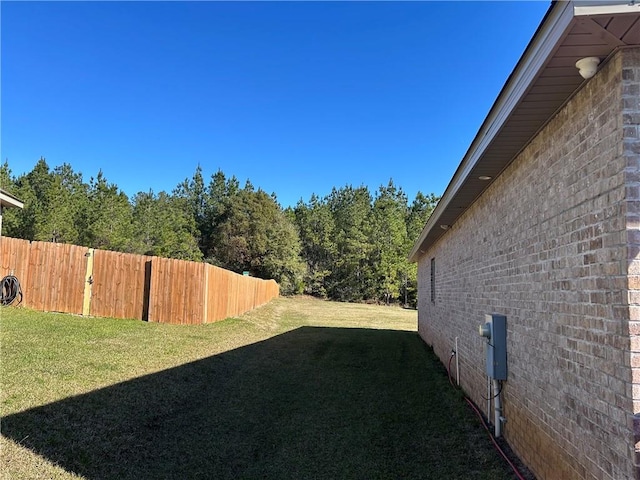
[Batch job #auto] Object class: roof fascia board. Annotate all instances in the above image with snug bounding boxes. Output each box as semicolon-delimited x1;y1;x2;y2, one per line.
408;1;575;262
0;190;24;209
574;1;640;16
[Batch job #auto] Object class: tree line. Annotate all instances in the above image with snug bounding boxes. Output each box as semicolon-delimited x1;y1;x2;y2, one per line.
1;158;438;305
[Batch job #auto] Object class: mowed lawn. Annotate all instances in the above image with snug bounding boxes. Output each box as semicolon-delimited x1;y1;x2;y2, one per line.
1;296;520;479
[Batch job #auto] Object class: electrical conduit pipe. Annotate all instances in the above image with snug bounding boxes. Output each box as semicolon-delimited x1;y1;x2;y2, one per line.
493;379;502;438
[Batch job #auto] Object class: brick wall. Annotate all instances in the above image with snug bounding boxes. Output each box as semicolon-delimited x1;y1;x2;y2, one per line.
417;47;640;480
624;47;640;474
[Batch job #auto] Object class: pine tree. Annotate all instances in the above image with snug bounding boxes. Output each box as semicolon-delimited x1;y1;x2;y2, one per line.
371;179;409;305
131;190;203;261
211;184;304;294
294;194;336;297
325;185;374;302
173;165;206;253
81;171;134;251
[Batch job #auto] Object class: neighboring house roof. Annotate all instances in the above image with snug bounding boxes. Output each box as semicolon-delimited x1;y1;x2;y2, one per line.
409;0;640;263
0;189;24;210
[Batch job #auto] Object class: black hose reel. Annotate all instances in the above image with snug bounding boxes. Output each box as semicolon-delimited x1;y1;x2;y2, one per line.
1;275;23;306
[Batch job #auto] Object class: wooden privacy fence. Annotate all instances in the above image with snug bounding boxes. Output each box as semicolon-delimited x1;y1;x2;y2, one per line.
0;236;279;324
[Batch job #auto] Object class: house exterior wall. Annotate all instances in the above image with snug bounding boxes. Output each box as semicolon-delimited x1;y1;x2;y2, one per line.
417;47;640;480
625;47;640;474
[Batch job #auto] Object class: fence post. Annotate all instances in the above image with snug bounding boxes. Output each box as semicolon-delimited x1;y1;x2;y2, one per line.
82;248;94;316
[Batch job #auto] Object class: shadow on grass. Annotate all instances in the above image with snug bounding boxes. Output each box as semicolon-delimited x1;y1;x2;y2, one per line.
2;327;515;479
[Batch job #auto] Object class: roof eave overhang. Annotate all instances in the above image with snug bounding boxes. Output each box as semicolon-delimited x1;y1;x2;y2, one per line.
574;1;640;16
408;0;640;263
0;189;24;210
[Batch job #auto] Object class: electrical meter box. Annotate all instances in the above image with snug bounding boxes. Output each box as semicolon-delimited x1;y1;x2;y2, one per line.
479;313;507;380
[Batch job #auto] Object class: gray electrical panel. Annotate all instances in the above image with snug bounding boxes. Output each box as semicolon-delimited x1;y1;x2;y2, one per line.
479;313;507;380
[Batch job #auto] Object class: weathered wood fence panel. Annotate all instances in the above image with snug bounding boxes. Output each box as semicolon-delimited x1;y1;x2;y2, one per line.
0;237;279;323
206;265;232;322
0;237;30;290
92;250;151;320
204;265;279;322
148;257;206;324
26;241;87;315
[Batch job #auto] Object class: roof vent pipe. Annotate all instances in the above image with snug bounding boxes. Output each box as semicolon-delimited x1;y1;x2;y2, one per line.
575;57;600;80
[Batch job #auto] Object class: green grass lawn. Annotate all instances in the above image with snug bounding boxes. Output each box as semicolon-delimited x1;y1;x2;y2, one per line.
1;296;523;479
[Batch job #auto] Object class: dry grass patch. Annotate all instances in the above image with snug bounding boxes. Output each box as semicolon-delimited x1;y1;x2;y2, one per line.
241;295;417;331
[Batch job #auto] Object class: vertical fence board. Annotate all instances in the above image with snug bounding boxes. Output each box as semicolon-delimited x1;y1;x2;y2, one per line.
29;242;47;312
206;265;218;323
201;265;278;323
25;241;86;314
206;265;228;323
62;243;87;315
58;245;70;312
92;250;151;320
0;237;30;306
148;257;206;324
25;241;41;310
147;257;161;323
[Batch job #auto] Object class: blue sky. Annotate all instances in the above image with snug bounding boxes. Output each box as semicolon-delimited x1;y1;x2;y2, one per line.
2;1;550;208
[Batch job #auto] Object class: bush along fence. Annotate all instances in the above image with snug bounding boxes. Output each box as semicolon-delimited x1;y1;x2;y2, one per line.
0;236;279;324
